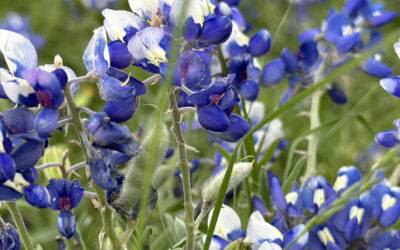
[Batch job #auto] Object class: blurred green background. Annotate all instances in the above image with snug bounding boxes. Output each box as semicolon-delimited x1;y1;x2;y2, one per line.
0;0;400;249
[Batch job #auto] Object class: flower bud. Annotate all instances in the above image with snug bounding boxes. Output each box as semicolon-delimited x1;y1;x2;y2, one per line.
249;29;271;57
199;16;233;45
202;162;252;204
121;120;169;211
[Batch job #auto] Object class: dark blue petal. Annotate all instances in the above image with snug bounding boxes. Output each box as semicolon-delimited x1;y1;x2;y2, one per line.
187;75;234;106
52;68;68;89
2;107;35;135
210;235;229;249
57;211;76;239
380;77;400;98
197;105;229;132
362;59;393;78
283;224;308;250
34;108;58;139
344;218;360;242
298;41;319;69
11;141;43;171
2;226;20;250
216;114;250;142
0;153;16;182
336;32;361;54
103;98;137;123
240;80;259;101
368;12;398;28
249;29;271;57
175;50;208;88
24;184;50;208
21;167;38;184
327;84;347;104
222;0;240;6
260;58;285;86
281;48;299;74
108;40;133;69
47;179;84;211
89;157;116;190
100;75;136;102
199;16;232;45
0;184;23;201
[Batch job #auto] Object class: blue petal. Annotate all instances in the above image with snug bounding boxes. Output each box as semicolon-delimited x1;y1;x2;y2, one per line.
184;17;201;41
216;114;250;142
281;48;299;74
197;105;229;132
362;59;393;78
2;226;20;250
0;153;16;182
240;80;259;101
0;69;38;107
380;202;400;227
24;184;50;208
22;69;64;108
368;12;398;28
0;29;37;77
187;76;234;106
83;26;110;74
298;28;320;43
298;41;319;69
270;175;287;212
2;107;35;135
324;13;350;43
380;77;400;98
249;29;271;57
89;156;116;190
108;40;133;69
174;50;209;88
283;224;308;250
103;98;137;123
260;58;285;86
327;84;347;104
0;184;23;201
34;108;58;139
199;16;233;45
342;0;366;17
100;75;136;102
252;195;269;216
47;179;84;210
52;68;68;89
336;32;361;54
57;211;76;239
11;141;44;171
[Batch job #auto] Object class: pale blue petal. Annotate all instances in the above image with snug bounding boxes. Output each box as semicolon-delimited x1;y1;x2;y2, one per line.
83;27;110;74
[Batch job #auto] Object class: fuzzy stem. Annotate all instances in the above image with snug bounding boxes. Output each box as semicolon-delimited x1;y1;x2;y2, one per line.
64;79;120;249
6;202;34;250
169;89;195;250
119;220;136;246
303;52;330;180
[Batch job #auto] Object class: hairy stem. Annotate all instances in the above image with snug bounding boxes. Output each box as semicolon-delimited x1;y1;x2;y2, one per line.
64;79;120;249
169;89;195;250
6;202;34;250
304;57;328;180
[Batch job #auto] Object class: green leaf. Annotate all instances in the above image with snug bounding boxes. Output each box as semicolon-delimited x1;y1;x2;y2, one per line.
282;156;306;194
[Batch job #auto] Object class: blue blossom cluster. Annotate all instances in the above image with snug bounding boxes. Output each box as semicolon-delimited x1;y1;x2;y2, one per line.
209;166;400;249
0;29;86;240
263;0;397;105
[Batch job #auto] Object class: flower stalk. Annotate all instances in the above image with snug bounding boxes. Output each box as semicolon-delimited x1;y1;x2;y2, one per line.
64;77;120;249
6;202;34;250
169;88;196;250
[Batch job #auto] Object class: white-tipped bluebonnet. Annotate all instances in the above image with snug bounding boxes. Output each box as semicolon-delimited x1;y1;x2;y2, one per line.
302;176;336;214
333;165;361;195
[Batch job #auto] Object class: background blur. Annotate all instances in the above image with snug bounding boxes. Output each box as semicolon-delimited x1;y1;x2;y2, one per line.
0;0;399;248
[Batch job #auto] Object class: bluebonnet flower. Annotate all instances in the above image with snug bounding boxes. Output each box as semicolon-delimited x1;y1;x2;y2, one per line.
207;204;308;249
0;221;20;250
80;0;118;10
0;12;45;49
264;0;396;105
47;179;84;239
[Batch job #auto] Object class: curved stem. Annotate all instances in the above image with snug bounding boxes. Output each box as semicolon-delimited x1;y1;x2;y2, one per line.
169;89;195;250
119;220;136;246
64;79;120;249
6;202;34;250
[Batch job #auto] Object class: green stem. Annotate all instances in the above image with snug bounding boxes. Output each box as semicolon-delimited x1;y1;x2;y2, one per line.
119;220;136;246
64;79;120;249
6;202;34;250
303;51;329;180
169;89;195;250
